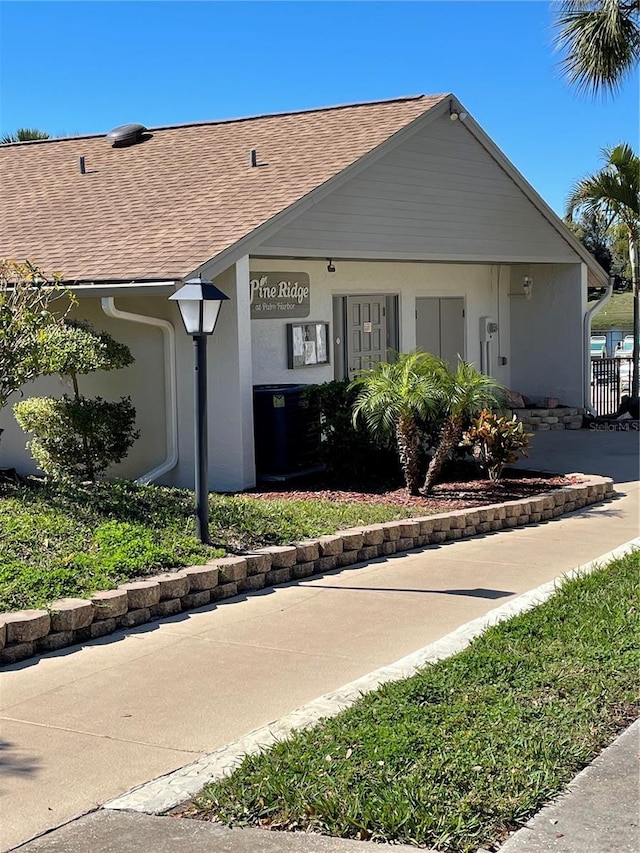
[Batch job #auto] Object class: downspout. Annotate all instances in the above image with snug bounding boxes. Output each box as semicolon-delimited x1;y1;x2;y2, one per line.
583;277;614;415
101;297;178;483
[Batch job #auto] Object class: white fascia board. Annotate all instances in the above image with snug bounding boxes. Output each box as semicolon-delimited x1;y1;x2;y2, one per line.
69;281;179;297
454;106;609;286
252;248;582;265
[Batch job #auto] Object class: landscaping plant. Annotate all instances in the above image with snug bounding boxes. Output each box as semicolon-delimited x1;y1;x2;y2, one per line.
350;351;440;495
14;320;139;480
462;409;532;481
422;359;504;494
0;258;73;445
14;395;138;482
302;380;399;482
350;353;505;495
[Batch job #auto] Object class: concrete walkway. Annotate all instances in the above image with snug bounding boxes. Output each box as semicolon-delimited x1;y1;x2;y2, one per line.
1;431;638;852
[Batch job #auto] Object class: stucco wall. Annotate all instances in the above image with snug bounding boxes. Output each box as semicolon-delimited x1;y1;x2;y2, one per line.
1;258;585;491
250;258;512;387
509;263;585;406
140;263;255;493
0;296;168;480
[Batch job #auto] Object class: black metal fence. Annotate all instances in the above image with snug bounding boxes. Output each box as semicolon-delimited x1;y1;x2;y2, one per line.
590;357;633;416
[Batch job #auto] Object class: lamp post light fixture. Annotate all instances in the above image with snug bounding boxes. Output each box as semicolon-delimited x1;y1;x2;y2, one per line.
170;277;229;543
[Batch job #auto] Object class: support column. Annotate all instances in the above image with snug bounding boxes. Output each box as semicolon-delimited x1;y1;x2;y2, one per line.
208;256;256;491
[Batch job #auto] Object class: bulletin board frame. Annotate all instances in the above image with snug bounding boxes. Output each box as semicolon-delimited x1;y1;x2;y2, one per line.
286;322;330;369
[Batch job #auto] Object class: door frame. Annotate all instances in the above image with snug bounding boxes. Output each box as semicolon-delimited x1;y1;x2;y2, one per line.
333;294;399;380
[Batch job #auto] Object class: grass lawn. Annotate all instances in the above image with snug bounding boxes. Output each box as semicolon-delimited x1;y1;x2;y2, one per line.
192;550;639;853
0;478;429;612
590;291;634;331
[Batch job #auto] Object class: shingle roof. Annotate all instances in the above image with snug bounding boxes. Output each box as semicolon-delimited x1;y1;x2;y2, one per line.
0;95;447;281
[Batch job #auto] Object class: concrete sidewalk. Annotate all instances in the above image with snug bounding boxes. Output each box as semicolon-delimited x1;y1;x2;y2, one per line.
513;423;639;483
2;431;639;852
9;811;421;852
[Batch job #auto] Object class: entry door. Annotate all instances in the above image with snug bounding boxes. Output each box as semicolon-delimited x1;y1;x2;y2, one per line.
416;297;465;366
347;295;387;376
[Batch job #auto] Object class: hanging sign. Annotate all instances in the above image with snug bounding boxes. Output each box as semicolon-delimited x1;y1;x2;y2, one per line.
250;272;310;319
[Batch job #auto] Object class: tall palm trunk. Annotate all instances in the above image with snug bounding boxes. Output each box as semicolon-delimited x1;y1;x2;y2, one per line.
422;414;464;494
396;415;422;496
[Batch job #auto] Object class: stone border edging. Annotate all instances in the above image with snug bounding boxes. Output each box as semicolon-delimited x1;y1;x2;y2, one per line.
104;534;640;815
510;406;584;431
0;474;615;666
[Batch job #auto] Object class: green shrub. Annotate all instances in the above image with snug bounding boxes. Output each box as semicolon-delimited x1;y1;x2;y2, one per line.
302;380;399;482
14;394;139;481
41;319;134;377
14;319;139;480
462;409;532;481
0;259;74;426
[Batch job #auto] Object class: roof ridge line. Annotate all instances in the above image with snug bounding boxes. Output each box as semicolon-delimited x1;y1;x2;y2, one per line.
149;94;445;132
0;94;447;146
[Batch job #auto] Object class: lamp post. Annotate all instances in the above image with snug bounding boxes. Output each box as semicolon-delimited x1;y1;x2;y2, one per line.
170;277;229;543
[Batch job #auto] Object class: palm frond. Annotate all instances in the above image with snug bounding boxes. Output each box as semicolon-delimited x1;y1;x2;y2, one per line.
566;142;640;234
554;0;640;96
351;352;439;437
434;358;505;418
1;128;50;144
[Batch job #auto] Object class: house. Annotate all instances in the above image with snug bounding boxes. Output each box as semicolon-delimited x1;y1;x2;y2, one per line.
0;94;608;491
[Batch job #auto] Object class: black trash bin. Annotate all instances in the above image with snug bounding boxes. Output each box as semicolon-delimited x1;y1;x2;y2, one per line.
253;384;321;479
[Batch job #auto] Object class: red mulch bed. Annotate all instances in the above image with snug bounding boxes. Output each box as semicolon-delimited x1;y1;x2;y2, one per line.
245;469;582;514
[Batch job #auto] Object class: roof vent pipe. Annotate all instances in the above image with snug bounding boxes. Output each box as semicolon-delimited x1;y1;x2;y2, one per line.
249;148;257;167
79;156;86;175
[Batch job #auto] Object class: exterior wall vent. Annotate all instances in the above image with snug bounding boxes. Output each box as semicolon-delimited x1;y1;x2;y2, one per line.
106;123;148;147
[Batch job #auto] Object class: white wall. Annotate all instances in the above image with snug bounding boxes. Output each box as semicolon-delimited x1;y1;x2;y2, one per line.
509;263;585;406
1;259;584;490
249;258;511;385
1;268;257;493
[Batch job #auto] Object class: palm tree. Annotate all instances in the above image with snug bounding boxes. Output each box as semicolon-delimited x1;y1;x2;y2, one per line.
351;351;439;495
422;359;504;494
565;208;614;272
554;0;640;96
566;143;640;397
1;128;50;144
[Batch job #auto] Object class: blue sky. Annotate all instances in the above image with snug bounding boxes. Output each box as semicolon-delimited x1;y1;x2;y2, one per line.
0;1;637;216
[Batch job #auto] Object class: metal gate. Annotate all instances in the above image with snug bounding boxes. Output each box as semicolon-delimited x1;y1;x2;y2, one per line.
590;357;633;415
